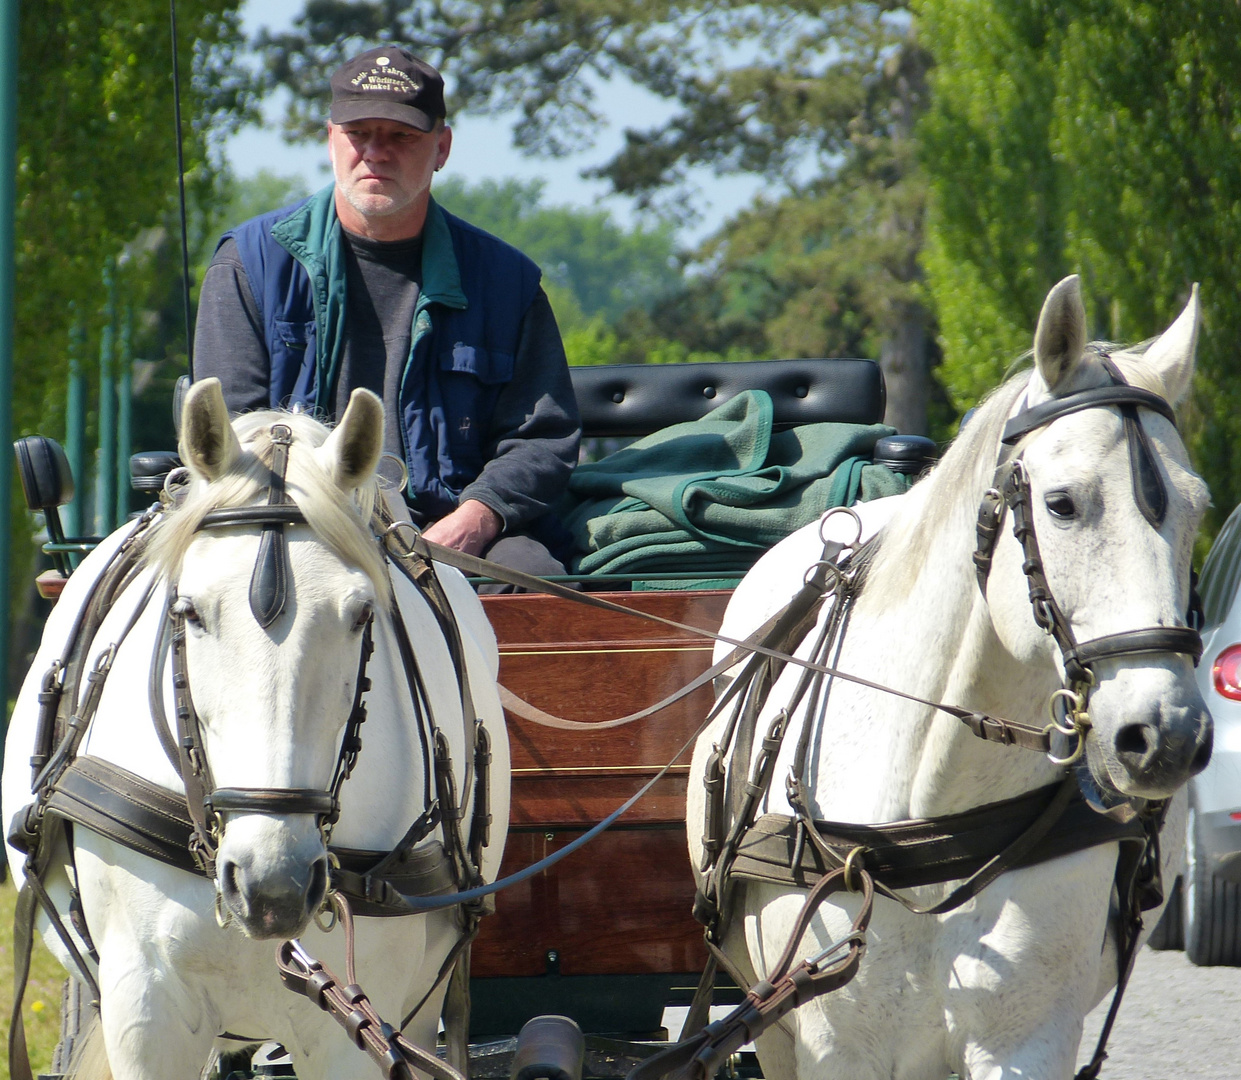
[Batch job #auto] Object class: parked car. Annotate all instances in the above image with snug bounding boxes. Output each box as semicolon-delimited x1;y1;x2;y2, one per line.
1147;501;1241;964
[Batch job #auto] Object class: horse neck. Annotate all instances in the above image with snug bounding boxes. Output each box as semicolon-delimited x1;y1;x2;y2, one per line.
818;474;1063;821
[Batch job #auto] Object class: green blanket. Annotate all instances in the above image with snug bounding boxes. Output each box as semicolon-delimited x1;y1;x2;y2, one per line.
561;389;909;576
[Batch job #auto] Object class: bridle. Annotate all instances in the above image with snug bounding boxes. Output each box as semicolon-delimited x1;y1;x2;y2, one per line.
972;355;1203;764
167;423;376;876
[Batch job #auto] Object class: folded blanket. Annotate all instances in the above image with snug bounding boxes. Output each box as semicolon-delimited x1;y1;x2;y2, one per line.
561;389;909;576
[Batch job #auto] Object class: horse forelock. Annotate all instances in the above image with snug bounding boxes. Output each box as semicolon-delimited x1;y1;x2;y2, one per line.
145;409;389;596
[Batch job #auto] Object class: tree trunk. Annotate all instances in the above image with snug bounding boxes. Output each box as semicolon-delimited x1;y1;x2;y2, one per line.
879;299;928;436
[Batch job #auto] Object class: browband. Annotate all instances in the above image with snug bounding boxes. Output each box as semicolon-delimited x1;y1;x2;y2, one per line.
1002;385;1177;445
197;505;308;529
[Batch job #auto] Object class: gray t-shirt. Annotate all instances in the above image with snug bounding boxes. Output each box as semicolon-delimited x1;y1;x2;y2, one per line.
333;231;422;459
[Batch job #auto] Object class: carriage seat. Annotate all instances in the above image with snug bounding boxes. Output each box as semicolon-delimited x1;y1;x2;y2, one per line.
570;357;887;438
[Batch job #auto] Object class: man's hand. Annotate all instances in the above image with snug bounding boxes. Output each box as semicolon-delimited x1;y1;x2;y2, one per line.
422;499;503;556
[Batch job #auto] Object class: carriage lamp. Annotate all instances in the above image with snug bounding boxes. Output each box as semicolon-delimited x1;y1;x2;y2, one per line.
1211;643;1241;700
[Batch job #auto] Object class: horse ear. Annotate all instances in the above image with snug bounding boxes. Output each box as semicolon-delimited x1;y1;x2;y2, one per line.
320;389;384;491
1032;275;1088;393
1141;284;1200;406
180;378;241;481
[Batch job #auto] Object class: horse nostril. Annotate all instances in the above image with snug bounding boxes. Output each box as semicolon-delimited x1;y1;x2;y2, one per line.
1115;722;1157;762
219;860;241;906
307;856;329;913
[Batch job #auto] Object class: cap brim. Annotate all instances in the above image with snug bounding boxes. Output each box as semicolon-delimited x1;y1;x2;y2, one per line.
330;99;437;132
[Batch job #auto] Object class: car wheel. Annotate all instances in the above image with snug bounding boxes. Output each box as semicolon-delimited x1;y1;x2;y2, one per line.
1183;806;1241;965
1146;875;1184;950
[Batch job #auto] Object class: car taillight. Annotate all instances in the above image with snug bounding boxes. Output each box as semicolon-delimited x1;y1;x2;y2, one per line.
1213;644;1241;701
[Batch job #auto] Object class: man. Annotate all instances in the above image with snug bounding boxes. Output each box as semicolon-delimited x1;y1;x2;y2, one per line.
193;46;580;573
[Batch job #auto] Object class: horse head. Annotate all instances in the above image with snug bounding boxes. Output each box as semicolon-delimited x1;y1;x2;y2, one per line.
982;275;1212;800
160;379;388;938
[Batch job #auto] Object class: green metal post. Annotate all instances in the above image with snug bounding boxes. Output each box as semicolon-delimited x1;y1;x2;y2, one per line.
96;260;116;536
116;304;131;524
0;0;19;750
65;314;86;541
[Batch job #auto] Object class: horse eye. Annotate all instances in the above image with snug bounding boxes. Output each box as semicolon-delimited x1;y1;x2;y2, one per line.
1045;492;1077;520
172;596;202;626
352;602;374;632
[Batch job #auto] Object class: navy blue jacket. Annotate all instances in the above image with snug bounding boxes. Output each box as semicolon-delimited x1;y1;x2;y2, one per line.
223;186;567;522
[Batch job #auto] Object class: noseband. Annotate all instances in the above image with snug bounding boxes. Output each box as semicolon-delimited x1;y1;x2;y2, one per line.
170;423;375;872
972;357;1202;762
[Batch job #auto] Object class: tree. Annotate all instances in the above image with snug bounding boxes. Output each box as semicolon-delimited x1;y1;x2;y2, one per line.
918;0;1241;529
8;2;253;670
433;176;680;322
14;1;253;436
256;1;942;433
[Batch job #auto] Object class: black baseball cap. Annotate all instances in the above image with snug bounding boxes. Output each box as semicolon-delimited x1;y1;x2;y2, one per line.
329;47;446;131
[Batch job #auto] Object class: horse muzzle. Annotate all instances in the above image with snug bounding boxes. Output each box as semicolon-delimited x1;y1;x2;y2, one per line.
1087;686;1213;800
215;815;331;939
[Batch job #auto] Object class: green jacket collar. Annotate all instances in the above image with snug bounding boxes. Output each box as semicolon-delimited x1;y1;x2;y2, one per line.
272;187;467;310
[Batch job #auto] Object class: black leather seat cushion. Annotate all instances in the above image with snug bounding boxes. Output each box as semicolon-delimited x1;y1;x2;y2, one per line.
570;358;885;438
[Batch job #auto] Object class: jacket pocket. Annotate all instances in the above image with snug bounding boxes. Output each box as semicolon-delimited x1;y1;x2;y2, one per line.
271;319;318;406
438;343;515;384
436;344;514;483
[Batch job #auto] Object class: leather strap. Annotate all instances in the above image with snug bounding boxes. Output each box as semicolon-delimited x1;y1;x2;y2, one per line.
728;783;1147;896
1067;626;1203;670
276;894;467;1080
630;868;873;1080
1001;384;1177;444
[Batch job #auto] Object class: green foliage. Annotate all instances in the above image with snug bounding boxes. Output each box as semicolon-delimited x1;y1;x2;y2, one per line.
918;0;1241;527
433;176;680;321
8;3;253;660
15;1;253;439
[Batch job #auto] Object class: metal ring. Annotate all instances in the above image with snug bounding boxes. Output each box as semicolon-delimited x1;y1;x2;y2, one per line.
214;889;232;929
842;845;867;892
1047;688;1087;737
377;453;409;492
818;506;864;549
313;895;339;933
162;466;191;500
382;518;424;558
1046;728;1086;766
803;559;844;589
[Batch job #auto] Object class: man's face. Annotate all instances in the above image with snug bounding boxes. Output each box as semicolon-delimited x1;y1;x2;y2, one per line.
328;117;452;230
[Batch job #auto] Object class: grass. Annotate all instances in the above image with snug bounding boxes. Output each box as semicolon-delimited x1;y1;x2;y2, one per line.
0;876;67;1080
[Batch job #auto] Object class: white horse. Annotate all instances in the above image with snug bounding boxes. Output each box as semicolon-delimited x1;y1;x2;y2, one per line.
688;276;1211;1080
4;380;510;1080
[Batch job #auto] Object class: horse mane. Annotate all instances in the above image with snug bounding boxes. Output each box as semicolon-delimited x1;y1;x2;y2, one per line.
144;409;389;595
864;342;1175;606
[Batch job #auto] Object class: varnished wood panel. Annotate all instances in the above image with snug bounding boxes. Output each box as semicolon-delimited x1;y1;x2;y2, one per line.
473;590;728;978
483;590;729;828
471;827;707;978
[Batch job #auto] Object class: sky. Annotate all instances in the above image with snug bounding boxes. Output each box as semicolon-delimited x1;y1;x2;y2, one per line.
224;0;765;245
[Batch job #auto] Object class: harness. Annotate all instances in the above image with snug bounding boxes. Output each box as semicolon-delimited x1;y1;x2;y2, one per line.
633;358;1202;1080
7;426;493;1080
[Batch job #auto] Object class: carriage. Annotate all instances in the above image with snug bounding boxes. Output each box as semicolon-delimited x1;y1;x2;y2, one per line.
3;277;1212;1080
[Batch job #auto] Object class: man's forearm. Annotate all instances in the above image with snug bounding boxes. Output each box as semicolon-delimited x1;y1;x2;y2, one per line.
421;499;502;556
